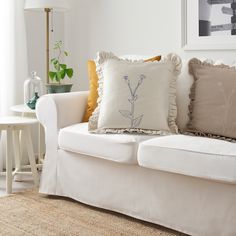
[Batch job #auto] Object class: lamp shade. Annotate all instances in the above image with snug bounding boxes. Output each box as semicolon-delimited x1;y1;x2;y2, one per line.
24;0;70;11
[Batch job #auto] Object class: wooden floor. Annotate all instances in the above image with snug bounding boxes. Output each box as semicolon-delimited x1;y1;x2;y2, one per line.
0;174;35;197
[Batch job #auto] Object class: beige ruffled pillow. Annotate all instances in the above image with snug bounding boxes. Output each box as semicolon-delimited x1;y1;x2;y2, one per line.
88;51;182;134
187;58;236;141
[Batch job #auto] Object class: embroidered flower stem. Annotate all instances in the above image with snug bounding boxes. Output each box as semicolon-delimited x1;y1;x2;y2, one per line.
119;74;145;128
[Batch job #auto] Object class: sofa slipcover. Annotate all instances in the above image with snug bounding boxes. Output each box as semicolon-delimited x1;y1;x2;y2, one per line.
59;122;153;164
138;135;236;183
36;57;236;236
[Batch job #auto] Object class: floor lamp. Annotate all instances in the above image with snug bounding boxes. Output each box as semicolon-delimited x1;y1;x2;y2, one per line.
24;0;69;85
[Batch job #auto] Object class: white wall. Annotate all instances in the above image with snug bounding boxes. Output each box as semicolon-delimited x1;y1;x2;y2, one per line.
64;0;92;91
65;0;236;91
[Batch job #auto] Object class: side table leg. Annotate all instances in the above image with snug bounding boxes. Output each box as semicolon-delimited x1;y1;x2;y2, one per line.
24;127;39;187
13;130;22;182
6;128;13;194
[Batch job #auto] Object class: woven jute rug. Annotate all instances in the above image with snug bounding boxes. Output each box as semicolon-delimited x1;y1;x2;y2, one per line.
0;190;186;236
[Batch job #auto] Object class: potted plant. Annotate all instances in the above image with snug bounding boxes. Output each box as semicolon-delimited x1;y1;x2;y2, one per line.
46;40;74;93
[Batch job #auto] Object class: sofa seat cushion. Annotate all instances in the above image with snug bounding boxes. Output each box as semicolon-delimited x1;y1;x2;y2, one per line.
59;122;153;164
138;135;236;183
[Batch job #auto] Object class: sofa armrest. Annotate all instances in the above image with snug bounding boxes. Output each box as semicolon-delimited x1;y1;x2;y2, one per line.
35;91;88;193
36;91;89;130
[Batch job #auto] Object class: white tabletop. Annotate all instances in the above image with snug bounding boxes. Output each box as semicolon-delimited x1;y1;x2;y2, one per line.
0;116;38;126
10;104;36;114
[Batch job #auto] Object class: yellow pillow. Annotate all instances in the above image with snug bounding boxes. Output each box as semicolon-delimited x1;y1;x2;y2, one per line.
82;60;99;122
144;55;161;62
82;56;161;122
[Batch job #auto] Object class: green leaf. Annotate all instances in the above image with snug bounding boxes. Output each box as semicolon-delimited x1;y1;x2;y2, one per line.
61;70;66;79
54;62;60;71
66;68;73;78
60;64;67;70
49;71;56;81
55;76;60;82
50;58;56;63
56;70;66;81
64;51;68;56
53;59;59;65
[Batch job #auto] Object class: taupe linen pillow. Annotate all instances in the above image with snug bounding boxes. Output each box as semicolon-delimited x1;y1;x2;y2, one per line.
187;58;236;140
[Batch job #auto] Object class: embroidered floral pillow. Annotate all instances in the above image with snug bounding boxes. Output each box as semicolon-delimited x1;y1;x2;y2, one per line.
88;52;182;134
187;58;236;140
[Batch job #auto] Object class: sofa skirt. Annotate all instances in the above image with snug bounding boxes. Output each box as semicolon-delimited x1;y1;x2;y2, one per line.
39;149;236;236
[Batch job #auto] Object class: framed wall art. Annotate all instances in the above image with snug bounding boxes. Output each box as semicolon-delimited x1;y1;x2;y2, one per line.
182;0;236;50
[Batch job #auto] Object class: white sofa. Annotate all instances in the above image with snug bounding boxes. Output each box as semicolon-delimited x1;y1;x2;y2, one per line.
36;62;236;236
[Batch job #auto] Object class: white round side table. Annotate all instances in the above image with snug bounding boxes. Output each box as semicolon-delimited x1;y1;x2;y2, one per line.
0;116;39;194
10;104;36;115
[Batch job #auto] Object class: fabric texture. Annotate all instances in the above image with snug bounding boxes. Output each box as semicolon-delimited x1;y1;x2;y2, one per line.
82;56;161;122
59;122;154;164
138;134;236;183
187;58;236;140
89;52;182;134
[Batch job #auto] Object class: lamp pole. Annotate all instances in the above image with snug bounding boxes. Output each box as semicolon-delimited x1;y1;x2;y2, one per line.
45;8;51;85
